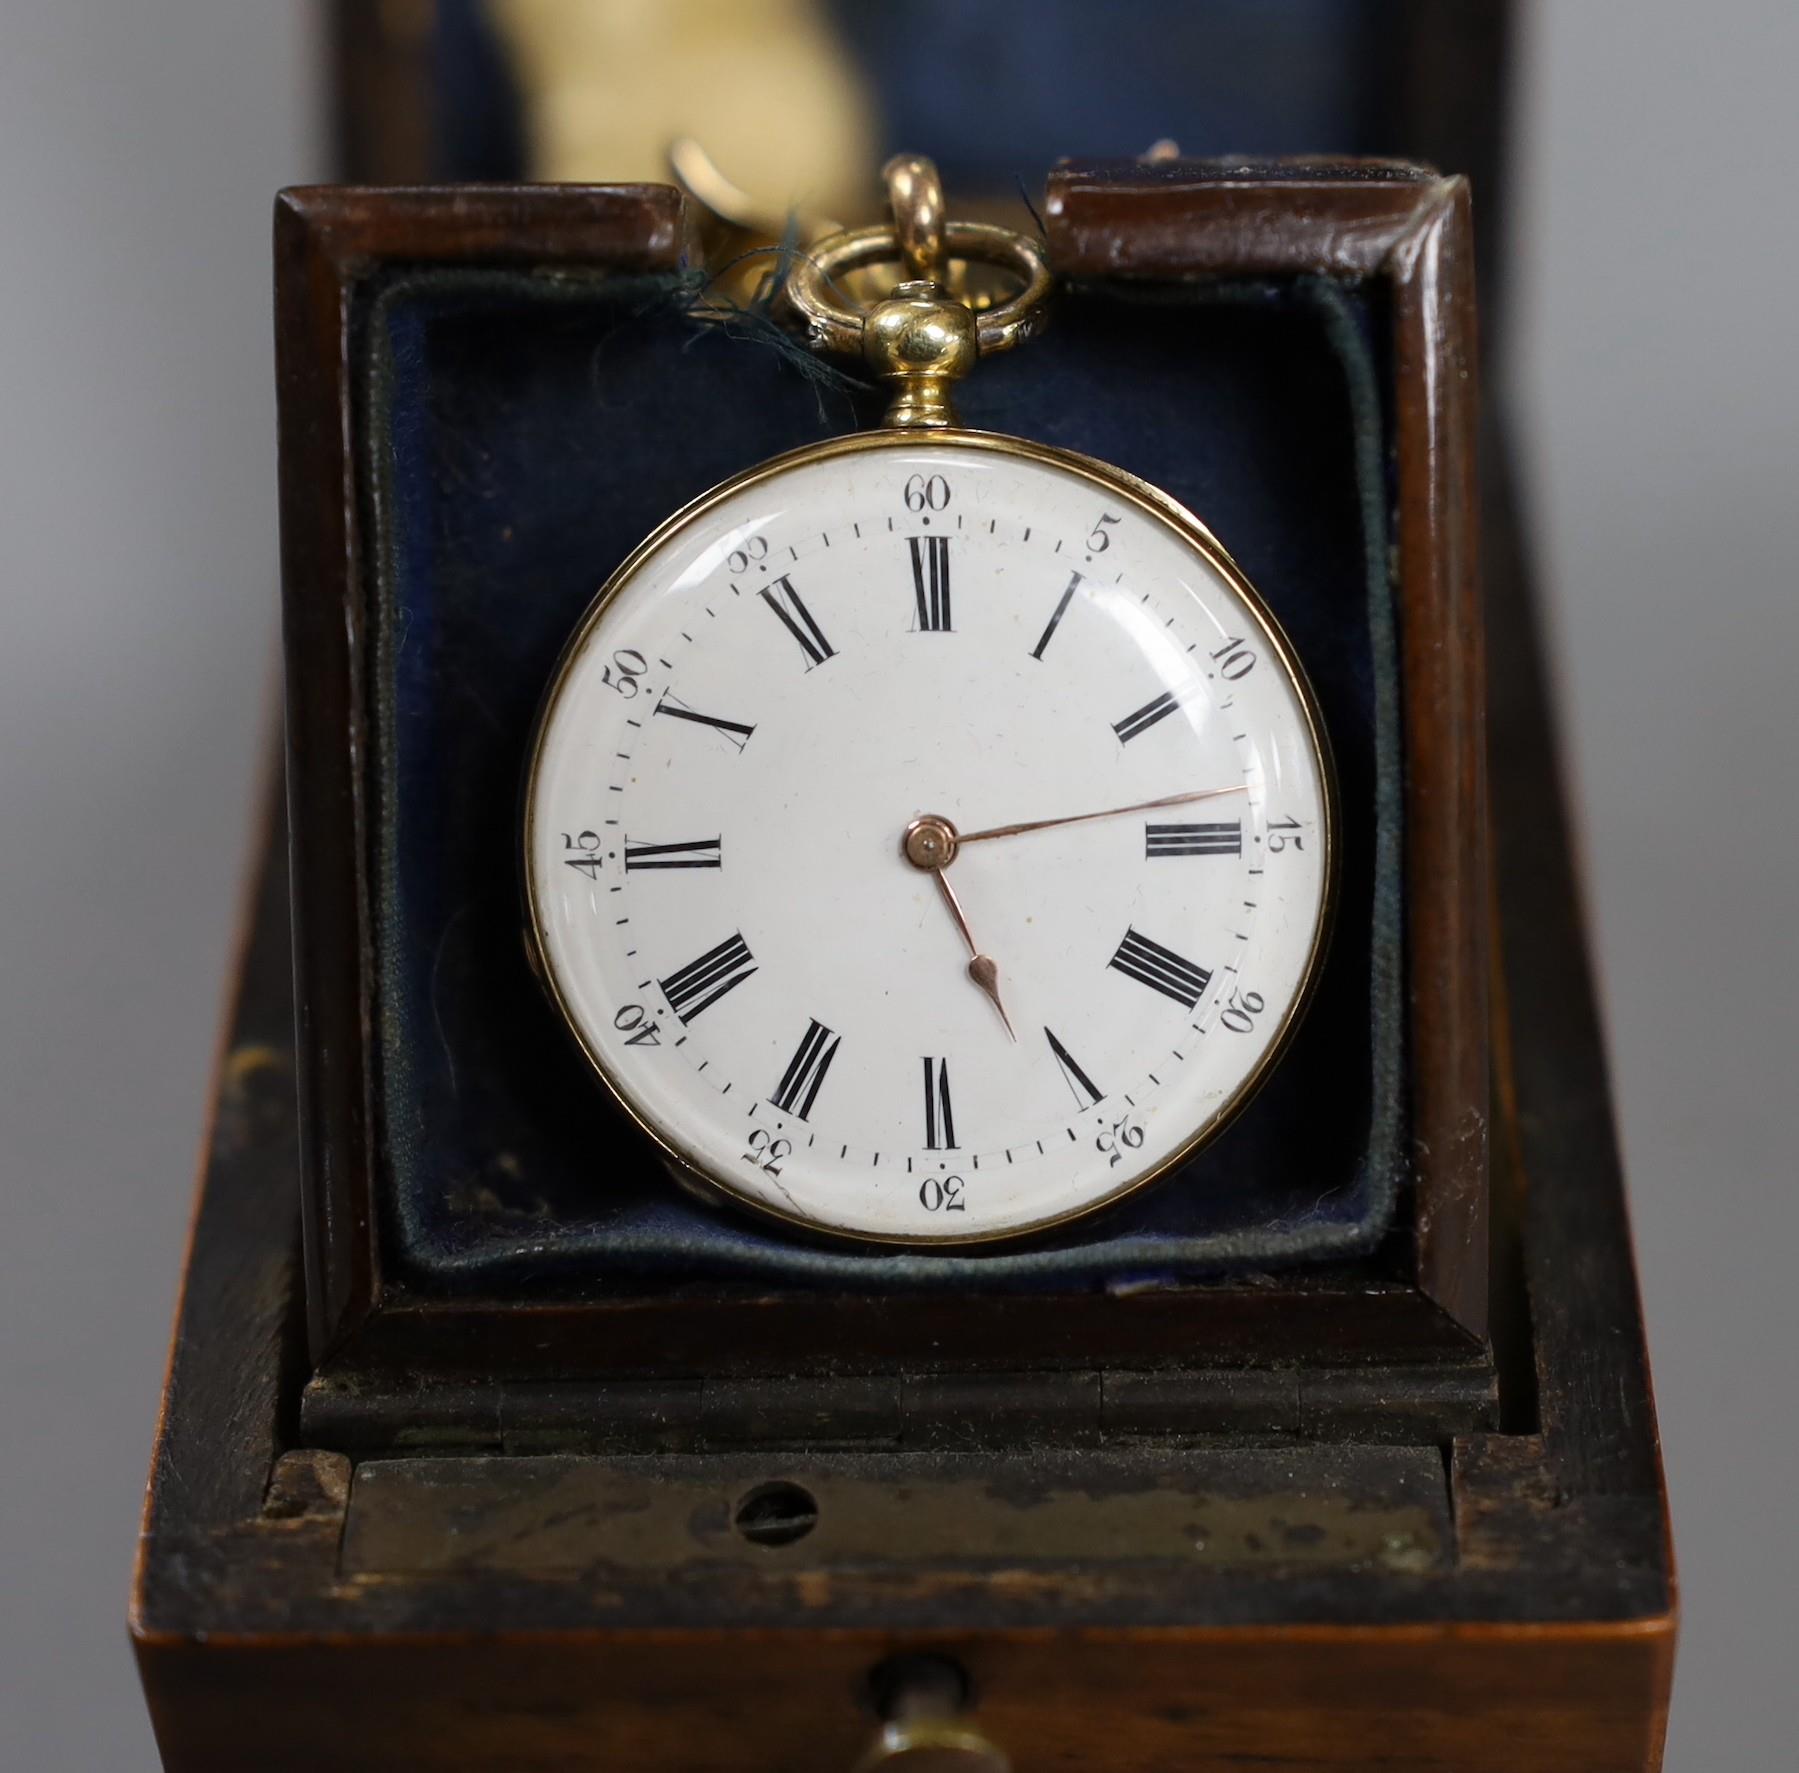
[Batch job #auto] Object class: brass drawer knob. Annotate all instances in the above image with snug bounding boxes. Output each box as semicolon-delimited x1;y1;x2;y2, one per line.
853;1715;1010;1771
856;1657;1008;1771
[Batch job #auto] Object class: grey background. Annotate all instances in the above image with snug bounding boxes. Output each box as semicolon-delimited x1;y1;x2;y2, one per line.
0;3;1790;1766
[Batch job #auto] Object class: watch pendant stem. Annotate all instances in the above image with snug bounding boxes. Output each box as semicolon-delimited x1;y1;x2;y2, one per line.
862;279;978;429
869;158;972;428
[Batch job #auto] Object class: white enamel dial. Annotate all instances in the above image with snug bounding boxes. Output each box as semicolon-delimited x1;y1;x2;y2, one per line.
525;433;1333;1244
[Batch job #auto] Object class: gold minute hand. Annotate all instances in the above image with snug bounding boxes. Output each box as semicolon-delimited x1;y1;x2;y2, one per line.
956;784;1248;847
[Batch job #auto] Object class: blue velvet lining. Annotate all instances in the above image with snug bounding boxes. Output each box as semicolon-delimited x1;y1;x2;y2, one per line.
357;267;1404;1294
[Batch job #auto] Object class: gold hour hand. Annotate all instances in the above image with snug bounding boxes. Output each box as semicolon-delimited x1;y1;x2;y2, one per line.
903;814;1017;1042
934;869;1017;1042
957;783;1248;847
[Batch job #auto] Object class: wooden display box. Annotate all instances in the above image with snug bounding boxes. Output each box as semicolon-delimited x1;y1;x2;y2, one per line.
283;165;1487;1442
131;165;1673;1771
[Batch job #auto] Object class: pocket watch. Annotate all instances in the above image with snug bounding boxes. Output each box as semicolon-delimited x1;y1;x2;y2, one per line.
524;159;1335;1247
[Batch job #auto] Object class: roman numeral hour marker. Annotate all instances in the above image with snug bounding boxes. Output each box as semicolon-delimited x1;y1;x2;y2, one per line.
1113;688;1188;744
758;575;835;667
1108;927;1213;1008
922;1056;957;1148
624;837;722;871
909;535;952;631
659;933;758;1022
1045;1027;1103;1108
1030;570;1083;659
654;692;755;751
770;1018;841;1120
1146;820;1242;858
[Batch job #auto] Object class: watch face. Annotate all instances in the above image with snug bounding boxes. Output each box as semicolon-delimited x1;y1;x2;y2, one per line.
525;432;1333;1244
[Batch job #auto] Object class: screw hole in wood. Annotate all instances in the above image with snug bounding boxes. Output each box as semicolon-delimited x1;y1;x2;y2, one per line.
732;1479;819;1548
